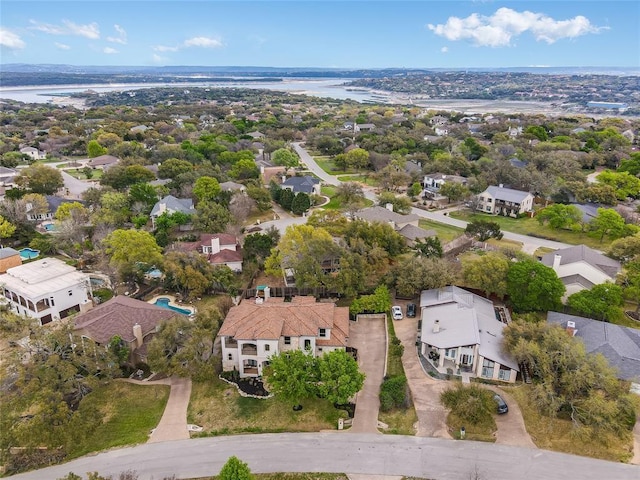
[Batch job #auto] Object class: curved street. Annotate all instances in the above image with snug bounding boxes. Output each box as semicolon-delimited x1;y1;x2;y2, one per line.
8;433;638;480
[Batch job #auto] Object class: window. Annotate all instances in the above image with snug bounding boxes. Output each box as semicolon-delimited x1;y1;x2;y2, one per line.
498;367;511;381
445;348;457;359
304;339;311;350
319;328;327;338
264;344;270;352
482;359;495;378
485;206;491;211
228;354;233;361
284;336;291;345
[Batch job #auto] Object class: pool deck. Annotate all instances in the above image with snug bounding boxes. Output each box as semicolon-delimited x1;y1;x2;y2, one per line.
147;294;196;316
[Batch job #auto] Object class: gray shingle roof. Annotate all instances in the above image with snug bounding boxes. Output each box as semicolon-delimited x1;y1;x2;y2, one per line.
547;312;640;382
356;206;419;225
541;245;621;279
398;224;436;241
485;185;532;203
0;247;20;259
282;176;319;194
150;195;194;217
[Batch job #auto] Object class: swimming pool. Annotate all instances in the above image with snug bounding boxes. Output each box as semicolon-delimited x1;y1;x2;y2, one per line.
19;248;40;260
154;297;193;315
44;223;57;232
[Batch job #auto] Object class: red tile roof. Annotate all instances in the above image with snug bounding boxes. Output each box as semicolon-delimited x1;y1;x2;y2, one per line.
219;296;349;347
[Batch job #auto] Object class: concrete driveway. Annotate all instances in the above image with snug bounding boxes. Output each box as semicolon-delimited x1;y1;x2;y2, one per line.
349;314;387;433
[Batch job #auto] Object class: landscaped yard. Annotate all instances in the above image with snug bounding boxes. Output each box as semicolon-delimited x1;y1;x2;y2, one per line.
450;211;615;250
418;219;464;244
320;186;341;210
188;378;348;435
68;381;170;458
507;385;637;462
63;167;102;180
336;174;378;186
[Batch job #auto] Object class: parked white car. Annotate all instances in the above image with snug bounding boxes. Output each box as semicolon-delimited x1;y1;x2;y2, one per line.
392;305;403;320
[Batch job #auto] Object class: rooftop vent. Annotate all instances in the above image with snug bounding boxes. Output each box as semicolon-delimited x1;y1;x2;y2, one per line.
433;319;440;334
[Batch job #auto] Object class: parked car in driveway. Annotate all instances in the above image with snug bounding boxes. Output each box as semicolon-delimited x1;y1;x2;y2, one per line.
406;303;417;317
494;393;508;414
392;305;403;320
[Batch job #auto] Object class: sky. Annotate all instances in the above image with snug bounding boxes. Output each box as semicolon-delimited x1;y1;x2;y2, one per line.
0;0;638;69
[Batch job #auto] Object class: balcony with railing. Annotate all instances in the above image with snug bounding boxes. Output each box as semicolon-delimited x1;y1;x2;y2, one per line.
241;343;258;356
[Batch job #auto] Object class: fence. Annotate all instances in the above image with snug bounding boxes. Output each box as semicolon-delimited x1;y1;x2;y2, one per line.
243;286;339;299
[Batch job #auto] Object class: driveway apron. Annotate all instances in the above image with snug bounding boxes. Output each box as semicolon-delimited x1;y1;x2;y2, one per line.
349;315;386;433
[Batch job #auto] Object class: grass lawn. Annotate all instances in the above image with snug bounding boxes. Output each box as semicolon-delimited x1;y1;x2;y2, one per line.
450;211;614;250
188;378;347;435
336;174;378;187
485;237;523;250
63;168;102;180
445;411;496;442
207;474;349;480
418;219;464;244
507;385;636;462
68;381;170;458
314;157;349;176
320;186;342;210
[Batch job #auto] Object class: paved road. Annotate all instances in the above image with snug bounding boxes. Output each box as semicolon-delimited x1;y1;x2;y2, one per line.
348;315;386;433
8;433;638;480
293;142;572;254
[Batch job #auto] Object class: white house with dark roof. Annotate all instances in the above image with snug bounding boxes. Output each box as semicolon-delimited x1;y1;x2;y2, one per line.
547;312;640;388
87;154;120;170
19;147;46;161
540;245;621;299
220;181;247;193
218;293;350;377
355;204;434;246
176;233;243;272
419;286;519;383
150;195;195;228
477;185;534;217
281;176;321;195
0;258;93;325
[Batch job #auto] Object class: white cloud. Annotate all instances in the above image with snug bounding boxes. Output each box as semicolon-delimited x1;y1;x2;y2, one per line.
153;36;223;52
103;47;118;54
55;42;71;50
0;28;26;49
29;19;100;39
107;24;127;44
152;53;168;63
441;46;449;53
427;7;605;47
183;36;223;48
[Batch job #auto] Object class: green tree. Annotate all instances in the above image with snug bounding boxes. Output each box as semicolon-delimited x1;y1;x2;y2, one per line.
344;219;406;257
103;229;163;281
567;283;624;321
218;456;253;480
193;176;221;203
243;233;275;263
414;236;443;258
439;182;469;203
246;185;272;212
0;215;16;239
317;350;365;405
229;158;260;180
87;139;107;158
378;191;411;214
93;192;130;227
597;170;640;200
193;201;232;233
441;383;497;427
271;148;299;171
506;259;565;312
349;285;392;316
591;208;627;243
344;147;370;170
536;204;583;230
100;165;155;190
291;192;311;215
465;220;503;242
279;188;294;210
336;182;365;205
609;234;640;263
263;350;319;408
54;201;87;221
408;182;422;199
163;251;213;298
157;158;194;179
462;251;510;299
15;164;63;195
390;257;458;298
128;182;158;211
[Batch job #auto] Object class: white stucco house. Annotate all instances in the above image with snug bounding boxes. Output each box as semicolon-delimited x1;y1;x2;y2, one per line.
177;233;244;272
477;185;534;217
0;258;93;325
19;146;46;161
540;245;622;300
419;286;519;383
218;290;350;378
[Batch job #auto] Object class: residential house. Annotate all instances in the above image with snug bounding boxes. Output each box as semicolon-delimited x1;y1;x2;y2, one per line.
509;157;527;169
74;296;182;363
540;245;621;299
247;131;265;140
218;292;350;377
281;176;321;196
87;154;120;170
571;203;599;224
19;146;46;161
547;312;640;387
0;257;93;325
0;248;21;274
477;185;534;217
355;123;376;132
0;166;18;190
419;286;519;383
177;233;243;272
220;181;247;194
26;195;77;222
434;126;449;137
150;195;195;228
354;204;434;247
423;173;467;192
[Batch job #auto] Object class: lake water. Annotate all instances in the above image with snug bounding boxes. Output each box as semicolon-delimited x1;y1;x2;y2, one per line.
0;78;385;105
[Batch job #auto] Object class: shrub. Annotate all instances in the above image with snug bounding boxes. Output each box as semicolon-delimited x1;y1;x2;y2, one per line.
440;384;496;426
380;375;407;412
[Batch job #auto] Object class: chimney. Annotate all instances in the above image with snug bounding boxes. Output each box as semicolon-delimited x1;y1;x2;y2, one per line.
211;236;221;254
133;323;143;348
553;254;562;270
433;319;440;334
566;320;577;337
385;203;394;212
499;184;504;188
